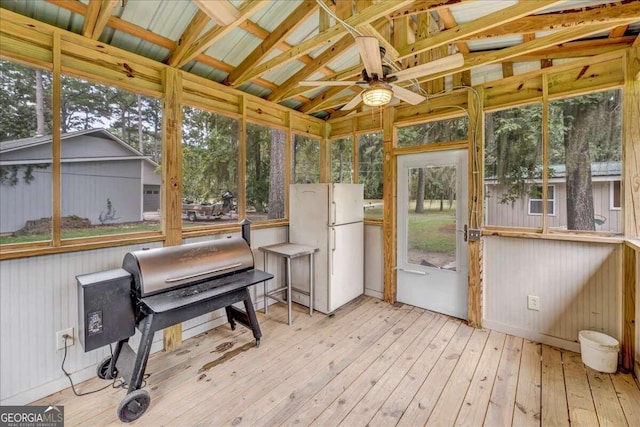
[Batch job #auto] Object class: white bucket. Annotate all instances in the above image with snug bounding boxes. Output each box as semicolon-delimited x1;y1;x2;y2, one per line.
578;330;619;373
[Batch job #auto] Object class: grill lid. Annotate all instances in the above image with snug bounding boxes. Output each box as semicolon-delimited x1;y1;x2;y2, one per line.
123;237;254;297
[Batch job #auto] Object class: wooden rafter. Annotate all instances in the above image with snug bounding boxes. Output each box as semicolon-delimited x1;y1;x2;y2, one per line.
227;0;318;87
239;0;415;84
463;1;640;41
268;35;355;102
175;0;269;68
280;65;363;100
387;0;472;19
396;0;565;60
82;0;119;40
300;85;362;113
413;21;636;85
167;10;210;67
437;8;469;54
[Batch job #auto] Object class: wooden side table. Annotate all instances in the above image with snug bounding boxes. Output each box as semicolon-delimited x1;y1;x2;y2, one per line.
258;243;318;325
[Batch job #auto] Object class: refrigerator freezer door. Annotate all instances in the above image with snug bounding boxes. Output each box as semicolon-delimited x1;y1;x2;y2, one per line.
330;184;364;226
328;222;364;312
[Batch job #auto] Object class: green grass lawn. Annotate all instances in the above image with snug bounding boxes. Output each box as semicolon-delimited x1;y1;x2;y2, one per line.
407;211;456;255
0;223;161;245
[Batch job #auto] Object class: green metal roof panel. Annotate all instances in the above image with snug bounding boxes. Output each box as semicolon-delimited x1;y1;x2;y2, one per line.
2;0;84;34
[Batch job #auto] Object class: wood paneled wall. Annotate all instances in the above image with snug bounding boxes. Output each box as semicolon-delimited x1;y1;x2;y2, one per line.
483;237;622;352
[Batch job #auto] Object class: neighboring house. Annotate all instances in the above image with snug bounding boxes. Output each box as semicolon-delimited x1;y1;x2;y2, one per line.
0;129;161;234
485;162;621;232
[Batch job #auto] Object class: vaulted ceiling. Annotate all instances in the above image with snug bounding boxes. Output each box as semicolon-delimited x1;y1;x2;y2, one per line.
3;0;639;119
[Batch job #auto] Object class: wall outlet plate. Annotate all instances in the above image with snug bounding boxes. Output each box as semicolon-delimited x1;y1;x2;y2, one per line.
527;295;540;311
56;328;74;350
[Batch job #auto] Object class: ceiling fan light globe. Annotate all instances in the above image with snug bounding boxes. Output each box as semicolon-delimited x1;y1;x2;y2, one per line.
362;85;393;107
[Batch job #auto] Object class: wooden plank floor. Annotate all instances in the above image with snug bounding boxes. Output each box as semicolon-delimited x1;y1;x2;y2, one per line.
36;296;640;426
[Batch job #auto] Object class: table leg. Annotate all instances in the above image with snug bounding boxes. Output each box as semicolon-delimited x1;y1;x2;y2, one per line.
309;253;314;316
286;257;292;326
263;251;268;314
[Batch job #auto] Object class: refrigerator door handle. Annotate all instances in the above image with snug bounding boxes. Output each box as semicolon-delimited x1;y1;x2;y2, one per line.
331;201;336;225
331;228;336;275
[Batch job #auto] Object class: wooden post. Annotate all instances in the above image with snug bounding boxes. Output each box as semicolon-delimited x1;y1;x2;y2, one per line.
383;107;397;303
320;121;331;183
238;96;247;221
52;33;61;246
161;67;183;351
467;86;484;327
622;46;640;371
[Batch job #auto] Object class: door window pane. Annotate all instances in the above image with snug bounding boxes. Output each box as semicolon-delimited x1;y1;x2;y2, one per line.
182;106;239;227
0;61;53;244
358;132;383;220
246;123;285;221
406;166;457;270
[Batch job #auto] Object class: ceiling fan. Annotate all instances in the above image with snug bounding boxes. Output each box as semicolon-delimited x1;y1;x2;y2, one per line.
299;37;464;110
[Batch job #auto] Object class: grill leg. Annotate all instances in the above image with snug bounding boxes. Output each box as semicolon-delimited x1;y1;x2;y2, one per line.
225;306;237;330
128;313;155;391
243;292;262;346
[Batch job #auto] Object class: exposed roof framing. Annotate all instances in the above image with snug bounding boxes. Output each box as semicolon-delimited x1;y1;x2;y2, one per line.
3;0;639;118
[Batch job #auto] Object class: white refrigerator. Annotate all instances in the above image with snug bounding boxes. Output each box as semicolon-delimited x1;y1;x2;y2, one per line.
289;183;364;314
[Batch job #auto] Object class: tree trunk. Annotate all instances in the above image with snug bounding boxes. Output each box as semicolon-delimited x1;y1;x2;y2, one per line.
415;168;425;213
268;129;285;219
564;102;597;231
35;69;45;136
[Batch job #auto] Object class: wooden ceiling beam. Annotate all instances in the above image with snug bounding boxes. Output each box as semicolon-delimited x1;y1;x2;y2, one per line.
239;0;415;83
167;10;210;66
466;36;636;62
463;2;640;41
227;0;318;87
82;0;119;40
413;21;635;85
397;0;565;60
388;0;472;19
176;0;269;68
281;64;363;100
437;8;469;55
300;86;362;114
268;35;356;102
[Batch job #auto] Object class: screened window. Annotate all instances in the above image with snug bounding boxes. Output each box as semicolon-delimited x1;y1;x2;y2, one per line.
358;132;383;220
59;76;162;239
0;61;53;244
292;134;320;184
397;116;468;148
549;89;621;233
182;106;239;226
484;104;543;229
331;136;353;183
246;123;285;221
528;185;555;216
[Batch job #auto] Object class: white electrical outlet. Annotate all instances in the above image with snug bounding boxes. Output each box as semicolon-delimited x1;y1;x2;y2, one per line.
56;328;74;350
527;295;540;311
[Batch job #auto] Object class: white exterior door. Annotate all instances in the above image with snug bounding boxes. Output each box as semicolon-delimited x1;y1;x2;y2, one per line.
396;150;469;319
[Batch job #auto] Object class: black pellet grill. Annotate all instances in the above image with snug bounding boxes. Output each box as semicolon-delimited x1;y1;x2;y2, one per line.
76;221;272;423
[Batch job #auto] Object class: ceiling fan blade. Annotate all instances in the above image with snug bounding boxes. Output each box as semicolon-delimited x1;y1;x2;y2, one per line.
389;53;465;83
298;80;357;87
390;84;426;105
341;93;363;111
192;0;241;26
355;36;383;78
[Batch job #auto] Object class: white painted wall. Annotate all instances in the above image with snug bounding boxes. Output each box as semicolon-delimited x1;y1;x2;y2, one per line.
483;236;622;353
0;226;287;405
364;224;384;299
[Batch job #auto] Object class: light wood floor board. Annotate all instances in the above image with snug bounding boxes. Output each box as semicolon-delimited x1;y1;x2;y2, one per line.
483;335;523;426
32;296;640;427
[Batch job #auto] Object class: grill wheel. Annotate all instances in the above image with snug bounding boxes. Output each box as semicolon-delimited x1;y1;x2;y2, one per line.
117;389;151;423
